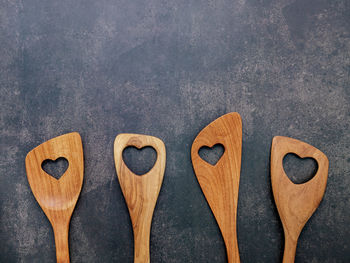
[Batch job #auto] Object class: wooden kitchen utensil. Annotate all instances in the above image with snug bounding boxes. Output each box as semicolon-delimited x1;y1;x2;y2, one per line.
271;136;329;263
25;132;84;263
191;112;242;263
114;133;166;263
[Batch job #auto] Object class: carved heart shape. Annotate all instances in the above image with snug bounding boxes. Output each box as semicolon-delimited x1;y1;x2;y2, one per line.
122;146;157;176
283;153;318;184
41;157;69;180
198;143;225;166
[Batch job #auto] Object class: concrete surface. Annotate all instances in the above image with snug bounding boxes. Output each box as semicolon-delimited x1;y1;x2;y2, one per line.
1;0;349;262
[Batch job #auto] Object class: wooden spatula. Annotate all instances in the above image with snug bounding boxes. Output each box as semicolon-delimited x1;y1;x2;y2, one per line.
114;133;166;263
191;112;242;263
271;136;329;263
25;132;84;263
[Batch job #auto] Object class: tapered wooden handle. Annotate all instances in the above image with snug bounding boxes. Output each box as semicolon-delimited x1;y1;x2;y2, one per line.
271;136;329;263
114;134;166;263
191;113;242;263
282;234;297;263
53;221;70;263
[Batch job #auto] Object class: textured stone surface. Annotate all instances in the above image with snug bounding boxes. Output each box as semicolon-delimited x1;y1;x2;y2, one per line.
0;0;349;262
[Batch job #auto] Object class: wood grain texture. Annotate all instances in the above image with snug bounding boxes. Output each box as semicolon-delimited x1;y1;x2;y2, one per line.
114;133;166;263
191;112;242;263
25;132;84;263
271;136;329;263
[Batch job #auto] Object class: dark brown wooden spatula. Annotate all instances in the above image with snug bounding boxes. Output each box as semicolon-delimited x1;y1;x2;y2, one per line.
191;112;242;263
25;132;84;263
271;136;329;263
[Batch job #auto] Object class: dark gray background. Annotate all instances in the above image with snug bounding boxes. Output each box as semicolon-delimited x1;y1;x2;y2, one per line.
1;0;349;262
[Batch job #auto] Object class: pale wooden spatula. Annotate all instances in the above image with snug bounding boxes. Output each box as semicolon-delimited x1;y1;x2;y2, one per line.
191;112;242;263
25;132;84;263
271;136;329;263
114;133;166;263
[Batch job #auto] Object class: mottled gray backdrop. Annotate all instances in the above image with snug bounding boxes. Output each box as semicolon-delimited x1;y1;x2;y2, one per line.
1;0;349;262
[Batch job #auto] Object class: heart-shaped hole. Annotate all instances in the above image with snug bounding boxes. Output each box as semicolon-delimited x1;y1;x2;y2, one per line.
41;157;69;180
283;153;318;184
122;146;157;176
198;143;225;166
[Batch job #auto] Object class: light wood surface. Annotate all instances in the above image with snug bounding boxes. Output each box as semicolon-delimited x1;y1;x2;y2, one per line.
114;133;166;263
191;112;242;263
271;136;329;263
25;132;84;263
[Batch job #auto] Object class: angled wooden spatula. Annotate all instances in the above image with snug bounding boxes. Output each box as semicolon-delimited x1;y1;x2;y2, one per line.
271;136;329;263
114;133;166;263
25;132;84;263
191;112;242;263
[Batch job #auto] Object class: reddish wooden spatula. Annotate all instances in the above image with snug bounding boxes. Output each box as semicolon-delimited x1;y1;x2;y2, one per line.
191;112;242;263
25;132;84;263
271;136;329;263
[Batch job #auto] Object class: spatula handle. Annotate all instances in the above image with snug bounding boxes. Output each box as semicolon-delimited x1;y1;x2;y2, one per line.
133;217;152;263
53;221;70;263
283;234;297;263
114;133;166;263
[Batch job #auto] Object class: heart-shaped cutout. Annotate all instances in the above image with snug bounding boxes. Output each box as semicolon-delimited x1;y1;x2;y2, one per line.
122;146;157;176
41;157;69;180
283;153;318;184
198;143;225;166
